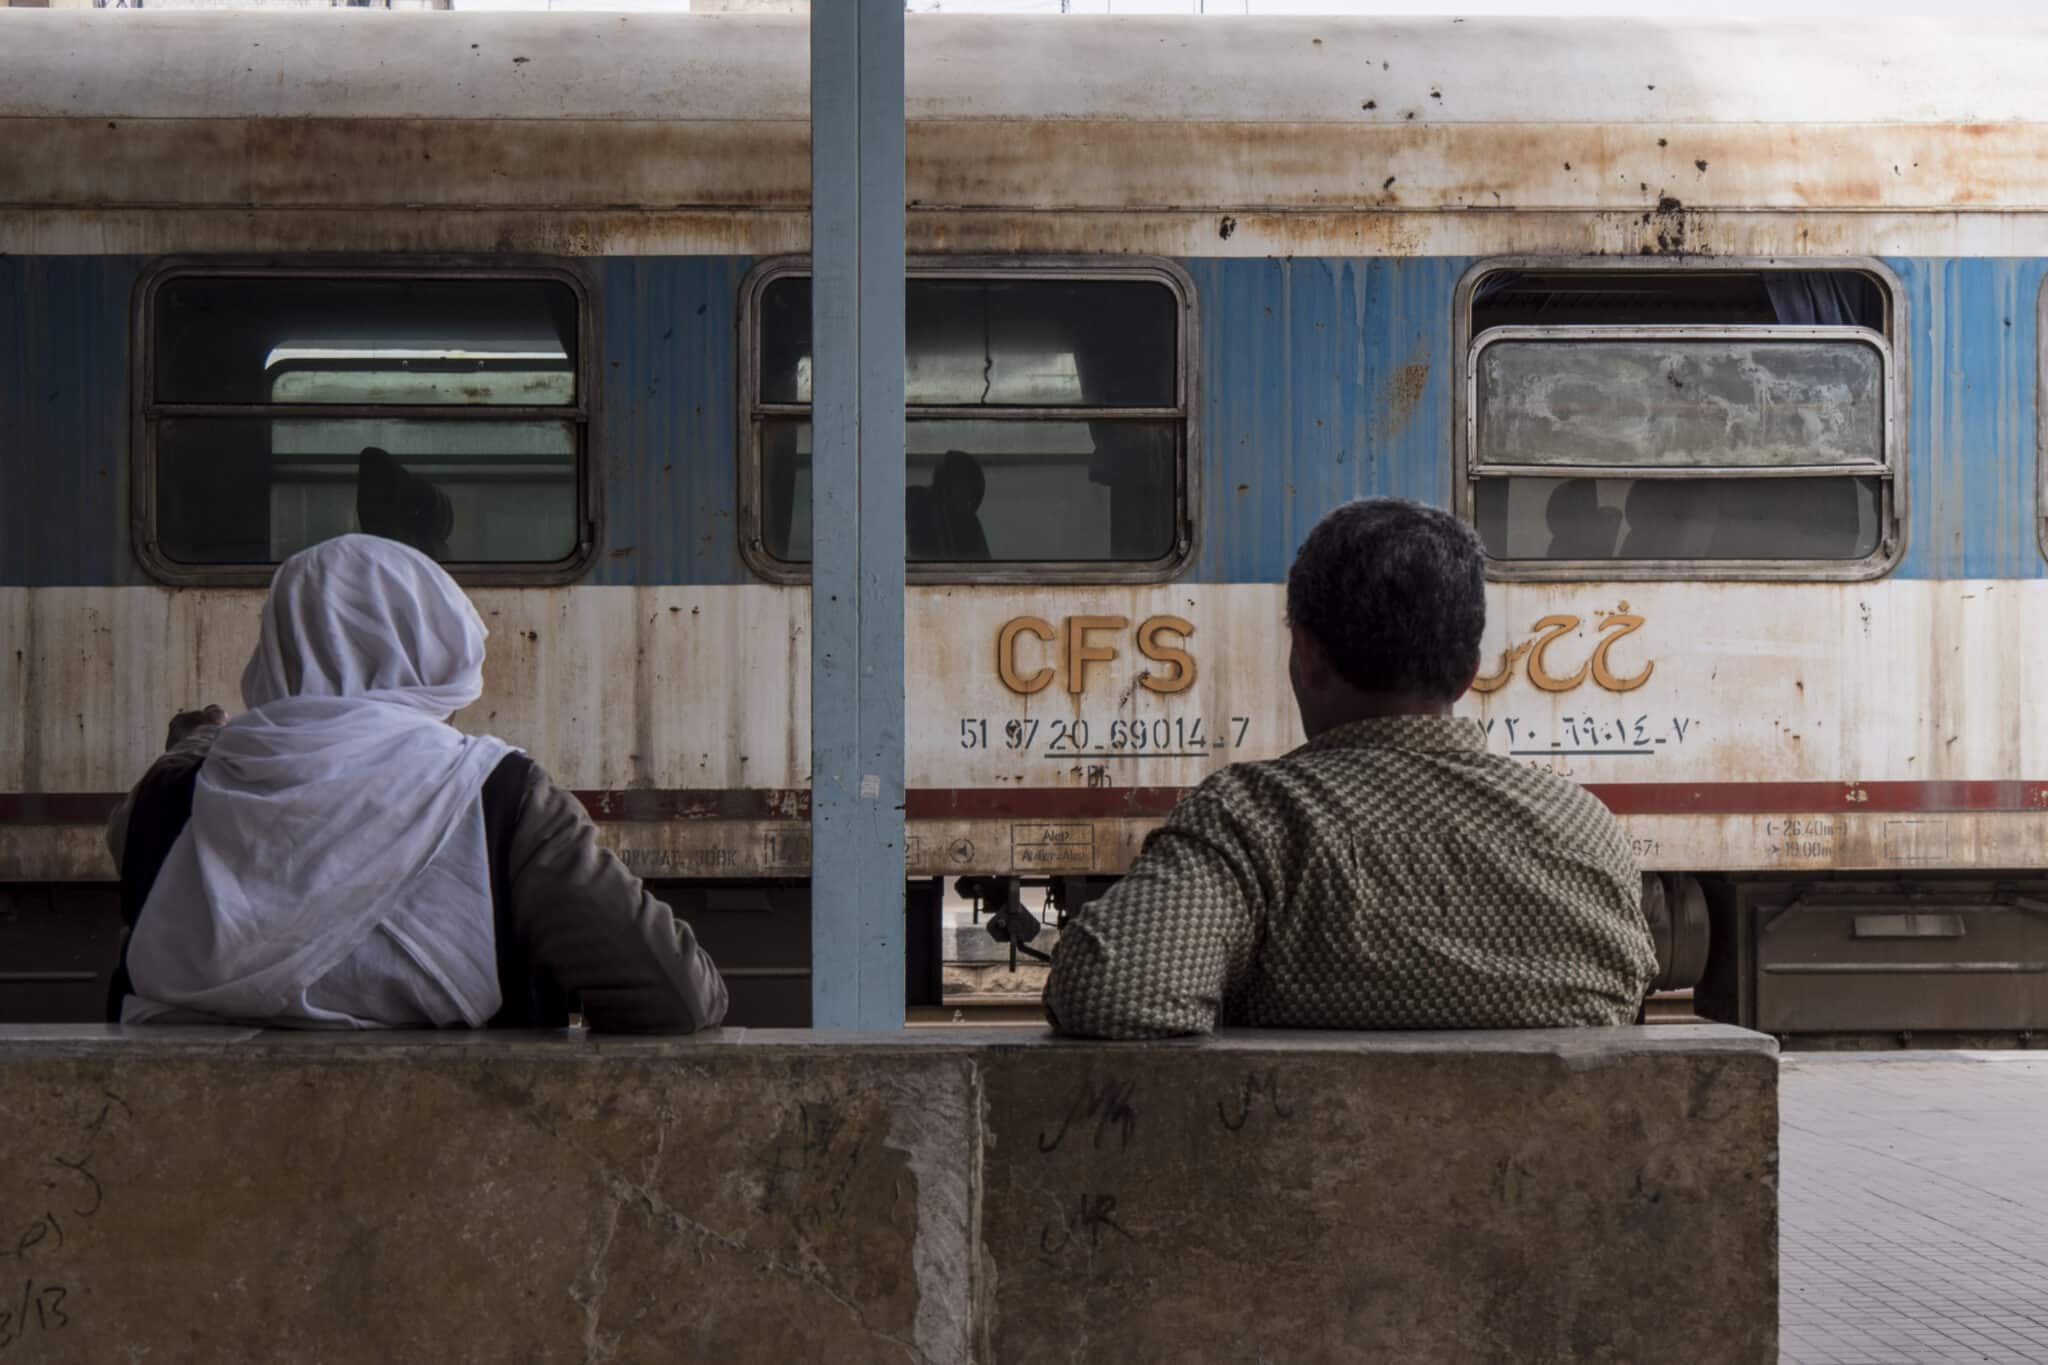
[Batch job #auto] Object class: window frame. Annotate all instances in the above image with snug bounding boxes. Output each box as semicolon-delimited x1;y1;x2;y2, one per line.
1452;256;1908;582
736;254;1201;586
130;256;603;588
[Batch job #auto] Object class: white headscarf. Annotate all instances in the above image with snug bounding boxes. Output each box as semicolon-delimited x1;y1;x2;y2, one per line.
126;535;513;1027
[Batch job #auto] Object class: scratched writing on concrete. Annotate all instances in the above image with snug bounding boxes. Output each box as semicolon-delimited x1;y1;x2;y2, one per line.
0;1282;68;1352
1039;1194;1134;1258
1217;1069;1295;1132
1034;1079;1143;1264
760;1100;868;1237
1036;1077;1138;1154
0;1089;131;1352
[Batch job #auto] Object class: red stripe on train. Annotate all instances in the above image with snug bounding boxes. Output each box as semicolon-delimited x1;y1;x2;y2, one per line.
0;794;124;824
933;782;2048;819
0;788;1185;824
1581;780;2048;816
7;780;2047;826
567;788;1194;820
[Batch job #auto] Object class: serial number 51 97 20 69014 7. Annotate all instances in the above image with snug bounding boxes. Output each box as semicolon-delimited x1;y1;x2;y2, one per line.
957;716;1252;756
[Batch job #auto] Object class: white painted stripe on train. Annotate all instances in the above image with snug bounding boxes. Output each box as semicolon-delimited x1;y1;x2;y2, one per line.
5;579;2044;796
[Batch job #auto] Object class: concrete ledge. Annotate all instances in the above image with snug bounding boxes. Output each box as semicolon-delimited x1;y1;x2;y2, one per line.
0;1024;1776;1363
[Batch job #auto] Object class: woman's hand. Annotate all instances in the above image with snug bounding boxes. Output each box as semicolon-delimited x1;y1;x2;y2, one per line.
165;705;229;750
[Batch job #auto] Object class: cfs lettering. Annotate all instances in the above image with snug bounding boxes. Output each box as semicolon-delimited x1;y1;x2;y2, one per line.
997;615;1196;696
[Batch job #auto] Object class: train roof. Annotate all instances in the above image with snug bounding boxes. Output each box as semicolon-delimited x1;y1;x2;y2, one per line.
4;12;2047;126
6;12;2048;259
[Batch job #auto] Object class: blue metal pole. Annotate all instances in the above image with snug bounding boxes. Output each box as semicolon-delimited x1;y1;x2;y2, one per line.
810;0;906;1029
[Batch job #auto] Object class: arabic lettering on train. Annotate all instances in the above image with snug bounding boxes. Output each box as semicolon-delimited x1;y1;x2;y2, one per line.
1481;713;1698;759
1473;607;1655;695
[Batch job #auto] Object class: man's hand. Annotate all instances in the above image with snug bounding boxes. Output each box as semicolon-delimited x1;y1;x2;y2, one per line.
165;705;229;750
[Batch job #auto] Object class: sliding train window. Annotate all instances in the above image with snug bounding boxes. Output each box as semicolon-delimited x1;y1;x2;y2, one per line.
136;265;594;585
1456;261;1902;580
740;258;1196;583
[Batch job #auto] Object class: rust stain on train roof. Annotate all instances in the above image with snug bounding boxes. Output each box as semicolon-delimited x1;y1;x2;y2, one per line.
12;118;2048;219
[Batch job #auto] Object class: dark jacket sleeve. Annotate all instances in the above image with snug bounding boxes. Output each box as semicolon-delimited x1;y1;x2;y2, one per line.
505;765;729;1034
106;727;221;872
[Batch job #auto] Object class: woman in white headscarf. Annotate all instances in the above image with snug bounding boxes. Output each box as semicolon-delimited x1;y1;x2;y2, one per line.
106;534;727;1033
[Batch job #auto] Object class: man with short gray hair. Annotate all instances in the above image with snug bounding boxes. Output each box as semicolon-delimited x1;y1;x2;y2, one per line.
1043;497;1656;1039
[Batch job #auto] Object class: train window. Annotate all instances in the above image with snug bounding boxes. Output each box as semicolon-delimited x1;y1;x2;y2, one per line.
742;261;1194;582
1458;263;1901;577
139;268;591;581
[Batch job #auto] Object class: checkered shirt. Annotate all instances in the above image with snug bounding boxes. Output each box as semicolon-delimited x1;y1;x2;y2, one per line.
1042;715;1657;1038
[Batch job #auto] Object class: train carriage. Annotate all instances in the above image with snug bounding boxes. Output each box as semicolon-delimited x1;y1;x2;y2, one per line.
6;12;2048;1036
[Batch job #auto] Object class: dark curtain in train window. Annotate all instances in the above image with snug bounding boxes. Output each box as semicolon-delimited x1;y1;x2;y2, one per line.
1763;272;1884;328
1470;268;1885;331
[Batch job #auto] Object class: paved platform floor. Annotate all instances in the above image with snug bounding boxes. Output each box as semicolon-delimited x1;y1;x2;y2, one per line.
1782;1053;2048;1364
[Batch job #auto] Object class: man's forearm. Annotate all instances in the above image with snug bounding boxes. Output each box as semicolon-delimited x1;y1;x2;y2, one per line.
1041;821;1257;1039
1042;914;1202;1039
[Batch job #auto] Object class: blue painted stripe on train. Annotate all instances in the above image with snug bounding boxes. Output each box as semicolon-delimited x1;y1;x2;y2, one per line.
591;256;754;587
1186;256;1467;583
3;254;2044;586
0;255;145;587
1887;257;2048;581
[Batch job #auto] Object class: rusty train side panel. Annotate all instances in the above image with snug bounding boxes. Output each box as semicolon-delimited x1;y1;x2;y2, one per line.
8;580;2048;883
